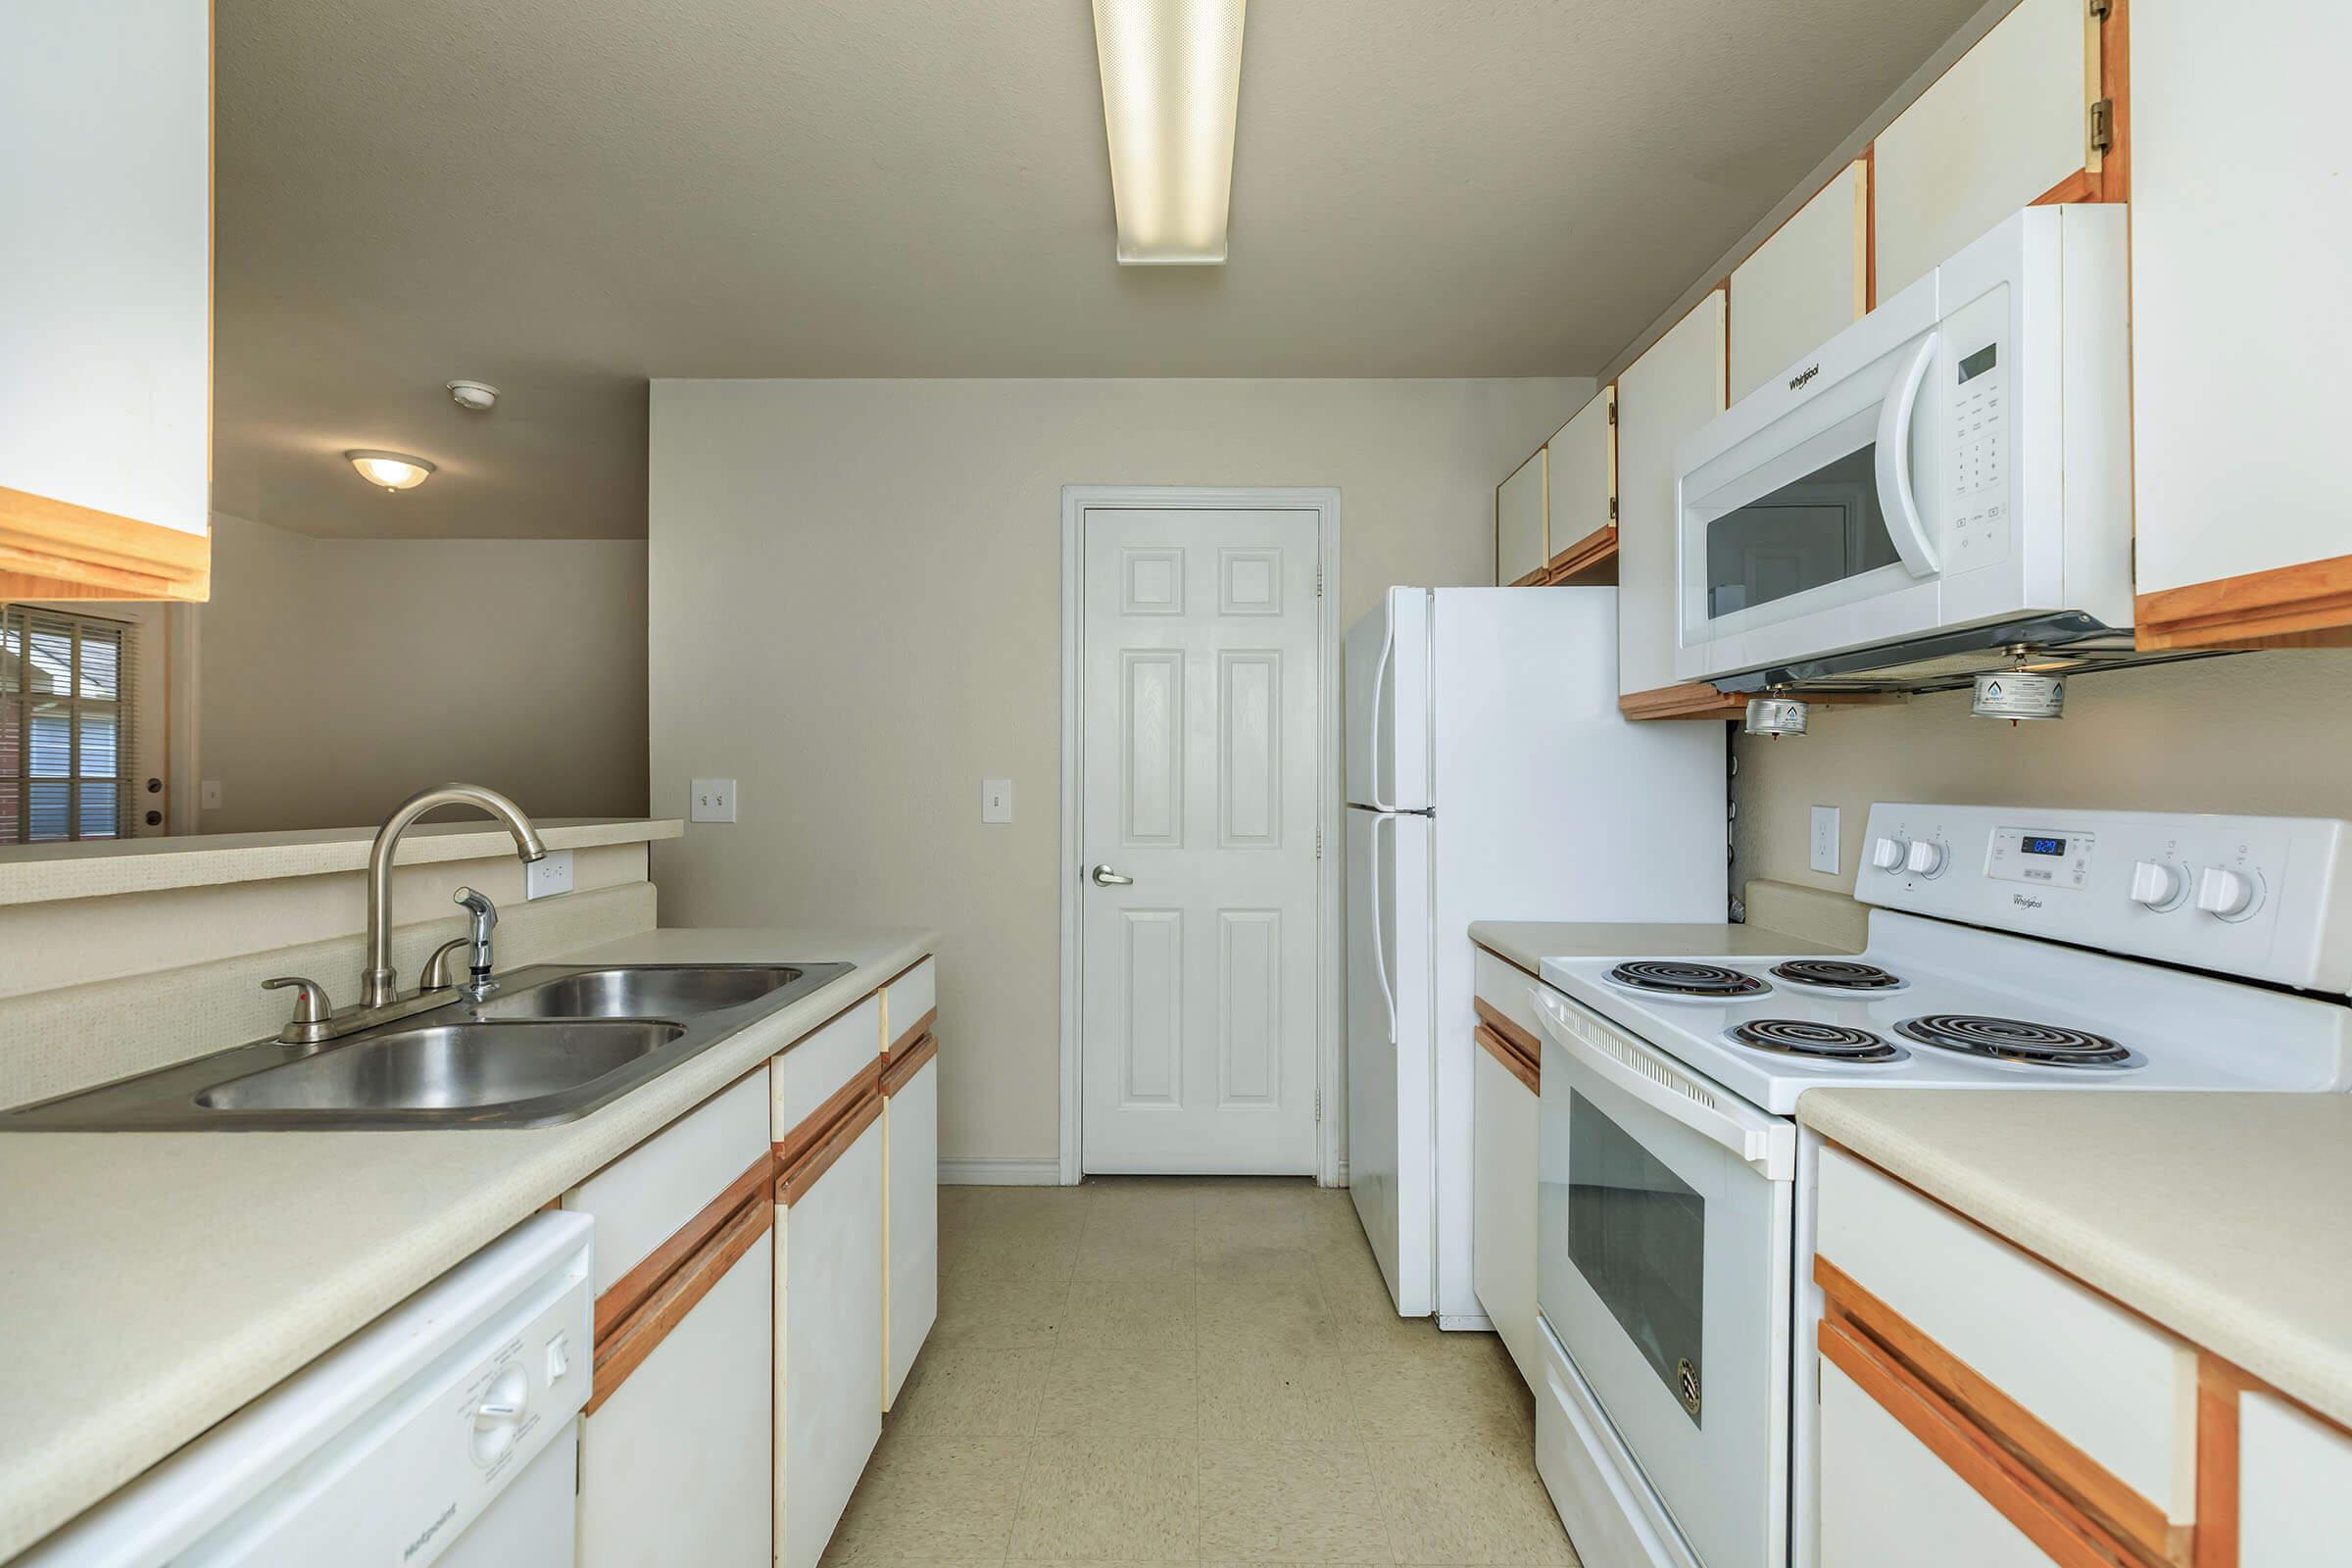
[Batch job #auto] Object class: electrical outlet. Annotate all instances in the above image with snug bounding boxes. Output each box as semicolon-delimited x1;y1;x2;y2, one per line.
525;850;575;900
1810;806;1841;875
200;779;222;811
981;777;1013;824
690;778;738;823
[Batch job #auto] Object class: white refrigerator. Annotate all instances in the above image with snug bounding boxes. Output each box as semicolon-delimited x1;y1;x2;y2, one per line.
1345;586;1726;1323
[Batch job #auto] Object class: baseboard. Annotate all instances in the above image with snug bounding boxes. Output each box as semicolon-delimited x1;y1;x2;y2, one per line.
1439;1312;1495;1332
939;1157;1063;1186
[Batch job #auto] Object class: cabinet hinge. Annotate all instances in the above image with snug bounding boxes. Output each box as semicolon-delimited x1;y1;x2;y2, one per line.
1606;400;1618;426
2087;0;2112;18
2089;98;2116;156
1608;495;1619;523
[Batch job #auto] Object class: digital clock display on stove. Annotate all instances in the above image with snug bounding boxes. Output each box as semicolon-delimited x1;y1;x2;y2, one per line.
2022;836;2067;857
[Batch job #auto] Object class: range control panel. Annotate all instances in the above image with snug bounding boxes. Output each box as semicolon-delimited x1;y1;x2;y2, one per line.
1855;804;2352;993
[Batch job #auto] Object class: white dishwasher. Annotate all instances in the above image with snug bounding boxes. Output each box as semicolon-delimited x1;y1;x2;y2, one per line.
24;1210;593;1567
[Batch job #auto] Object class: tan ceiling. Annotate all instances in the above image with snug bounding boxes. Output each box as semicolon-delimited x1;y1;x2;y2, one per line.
215;0;1983;539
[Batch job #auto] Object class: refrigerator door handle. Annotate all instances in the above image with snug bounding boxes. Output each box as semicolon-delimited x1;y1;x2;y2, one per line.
1369;813;1397;1044
1364;607;1396;811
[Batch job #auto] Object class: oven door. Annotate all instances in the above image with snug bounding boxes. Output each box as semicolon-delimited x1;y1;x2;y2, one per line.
1675;278;1949;682
1533;988;1794;1568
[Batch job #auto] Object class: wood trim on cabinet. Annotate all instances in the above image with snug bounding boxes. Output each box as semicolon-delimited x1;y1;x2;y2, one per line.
775;1087;883;1206
2192;1353;2258;1568
882;1031;938;1097
774;1059;882;1173
1853;150;1873;318
587;1192;771;1417
2096;0;2129;204
1508;565;1548;588
1473;940;1540;980
885;1005;937;1061
1474;1023;1540;1095
1820;1314;2148;1568
2034;168;2103;207
1472;997;1543;1065
0;487;212;603
1817;1255;2186;1566
1617;682;1751;721
593;1151;775;1344
1544;523;1619;583
2133;553;2352;650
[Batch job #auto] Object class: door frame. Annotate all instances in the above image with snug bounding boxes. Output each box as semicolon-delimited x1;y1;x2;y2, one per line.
1057;485;1345;1187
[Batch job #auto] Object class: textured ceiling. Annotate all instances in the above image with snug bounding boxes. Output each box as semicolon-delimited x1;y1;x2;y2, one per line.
215;0;1983;538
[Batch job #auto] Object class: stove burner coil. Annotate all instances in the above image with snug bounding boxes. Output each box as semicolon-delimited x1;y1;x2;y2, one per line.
1606;960;1769;999
1726;1019;1905;1063
1768;958;1907;992
1894;1013;2139;1069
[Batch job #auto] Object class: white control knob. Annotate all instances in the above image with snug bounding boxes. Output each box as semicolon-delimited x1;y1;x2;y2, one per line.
1870;836;1909;871
471;1365;530;1467
2129;859;2188;911
1904;839;1947;877
2195;865;2261;921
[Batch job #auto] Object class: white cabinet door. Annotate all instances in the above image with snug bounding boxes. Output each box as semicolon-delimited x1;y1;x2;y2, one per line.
2239;1391;2352;1567
1872;0;2092;300
1818;1354;2052;1568
1495;448;1547;585
1470;1042;1538;1387
580;1226;774;1568
1730;160;1868;403
883;1051;939;1410
1615;291;1726;698
1544;389;1613;562
2132;3;2352;611
777;1113;885;1568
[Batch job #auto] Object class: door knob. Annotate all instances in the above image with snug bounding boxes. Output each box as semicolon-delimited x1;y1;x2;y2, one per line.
1090;864;1135;887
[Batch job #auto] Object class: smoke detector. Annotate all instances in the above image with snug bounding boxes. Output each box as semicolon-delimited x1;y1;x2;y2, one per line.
446;379;499;413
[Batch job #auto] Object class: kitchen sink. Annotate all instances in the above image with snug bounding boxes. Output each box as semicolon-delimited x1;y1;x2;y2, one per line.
472;964;808;1020
0;958;855;1132
195;1020;684;1113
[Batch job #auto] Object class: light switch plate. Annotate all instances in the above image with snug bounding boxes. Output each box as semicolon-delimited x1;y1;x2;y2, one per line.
526;850;575;901
1810;806;1841;874
981;778;1013;825
690;778;738;823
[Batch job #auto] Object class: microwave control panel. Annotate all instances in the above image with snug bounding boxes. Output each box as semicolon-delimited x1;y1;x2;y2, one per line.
1938;280;2013;577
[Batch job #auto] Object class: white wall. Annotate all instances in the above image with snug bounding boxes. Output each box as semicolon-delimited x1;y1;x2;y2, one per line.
649;376;1587;1163
199;514;650;832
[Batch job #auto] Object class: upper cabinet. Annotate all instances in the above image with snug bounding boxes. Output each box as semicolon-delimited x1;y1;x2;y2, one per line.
0;6;213;602
2130;4;2352;650
1494;447;1546;586
1873;0;2102;301
1615;291;1726;702
1544;386;1615;577
1729;160;1869;403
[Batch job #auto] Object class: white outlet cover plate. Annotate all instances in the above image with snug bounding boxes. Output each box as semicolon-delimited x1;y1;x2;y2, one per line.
526;849;576;901
1809;805;1840;874
981;777;1013;824
690;778;738;823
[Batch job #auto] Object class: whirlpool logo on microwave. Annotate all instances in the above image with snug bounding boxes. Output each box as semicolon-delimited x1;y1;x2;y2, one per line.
1788;363;1821;393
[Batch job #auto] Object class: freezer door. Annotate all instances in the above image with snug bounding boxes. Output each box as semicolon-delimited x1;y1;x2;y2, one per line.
1346;806;1432;1316
1344;588;1430;810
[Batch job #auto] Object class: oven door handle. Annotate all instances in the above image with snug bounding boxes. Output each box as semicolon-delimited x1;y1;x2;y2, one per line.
1532;990;1794;1181
1876;330;1941;578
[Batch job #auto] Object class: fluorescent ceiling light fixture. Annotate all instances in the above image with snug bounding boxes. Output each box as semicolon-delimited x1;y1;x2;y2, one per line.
1091;0;1247;265
345;450;435;491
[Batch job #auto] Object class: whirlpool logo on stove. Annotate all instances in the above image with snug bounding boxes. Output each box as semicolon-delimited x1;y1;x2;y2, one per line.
1788;363;1821;392
2012;894;2044;910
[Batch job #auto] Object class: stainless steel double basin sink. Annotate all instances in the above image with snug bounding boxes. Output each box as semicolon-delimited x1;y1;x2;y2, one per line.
3;962;854;1132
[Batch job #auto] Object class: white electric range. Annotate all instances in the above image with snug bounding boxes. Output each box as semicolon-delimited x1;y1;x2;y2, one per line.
1519;803;2352;1568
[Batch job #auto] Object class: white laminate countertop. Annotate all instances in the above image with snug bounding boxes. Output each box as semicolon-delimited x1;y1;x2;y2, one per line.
0;924;935;1560
1799;1090;2352;1430
1468;919;1850;974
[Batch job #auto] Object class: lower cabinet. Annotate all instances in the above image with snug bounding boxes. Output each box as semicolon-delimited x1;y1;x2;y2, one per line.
882;1033;940;1409
579;1209;775;1567
1471;1022;1539;1385
2238;1390;2352;1567
775;1089;886;1568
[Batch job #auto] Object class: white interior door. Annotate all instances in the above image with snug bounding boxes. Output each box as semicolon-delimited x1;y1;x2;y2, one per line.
1080;506;1322;1174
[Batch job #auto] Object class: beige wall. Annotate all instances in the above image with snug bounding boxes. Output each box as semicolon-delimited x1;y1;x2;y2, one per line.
648;376;1589;1163
1733;652;2352;898
199;514;650;833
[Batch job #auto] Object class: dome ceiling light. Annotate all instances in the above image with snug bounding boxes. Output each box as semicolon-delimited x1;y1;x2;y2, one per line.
345;450;435;492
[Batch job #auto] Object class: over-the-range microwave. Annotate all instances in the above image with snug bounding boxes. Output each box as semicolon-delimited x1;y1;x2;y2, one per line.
1673;204;2132;686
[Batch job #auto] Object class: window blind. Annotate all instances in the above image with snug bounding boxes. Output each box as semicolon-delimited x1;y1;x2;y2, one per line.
0;605;139;844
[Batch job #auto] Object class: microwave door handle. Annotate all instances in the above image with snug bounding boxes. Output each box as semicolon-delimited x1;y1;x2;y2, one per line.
1531;990;1794;1181
1876;331;1942;577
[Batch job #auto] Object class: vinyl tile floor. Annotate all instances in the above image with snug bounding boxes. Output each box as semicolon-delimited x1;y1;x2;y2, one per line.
823;1177;1582;1568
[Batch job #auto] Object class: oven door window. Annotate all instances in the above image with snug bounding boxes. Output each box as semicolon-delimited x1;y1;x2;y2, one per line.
1702;444;1899;618
1567;1090;1706;1425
